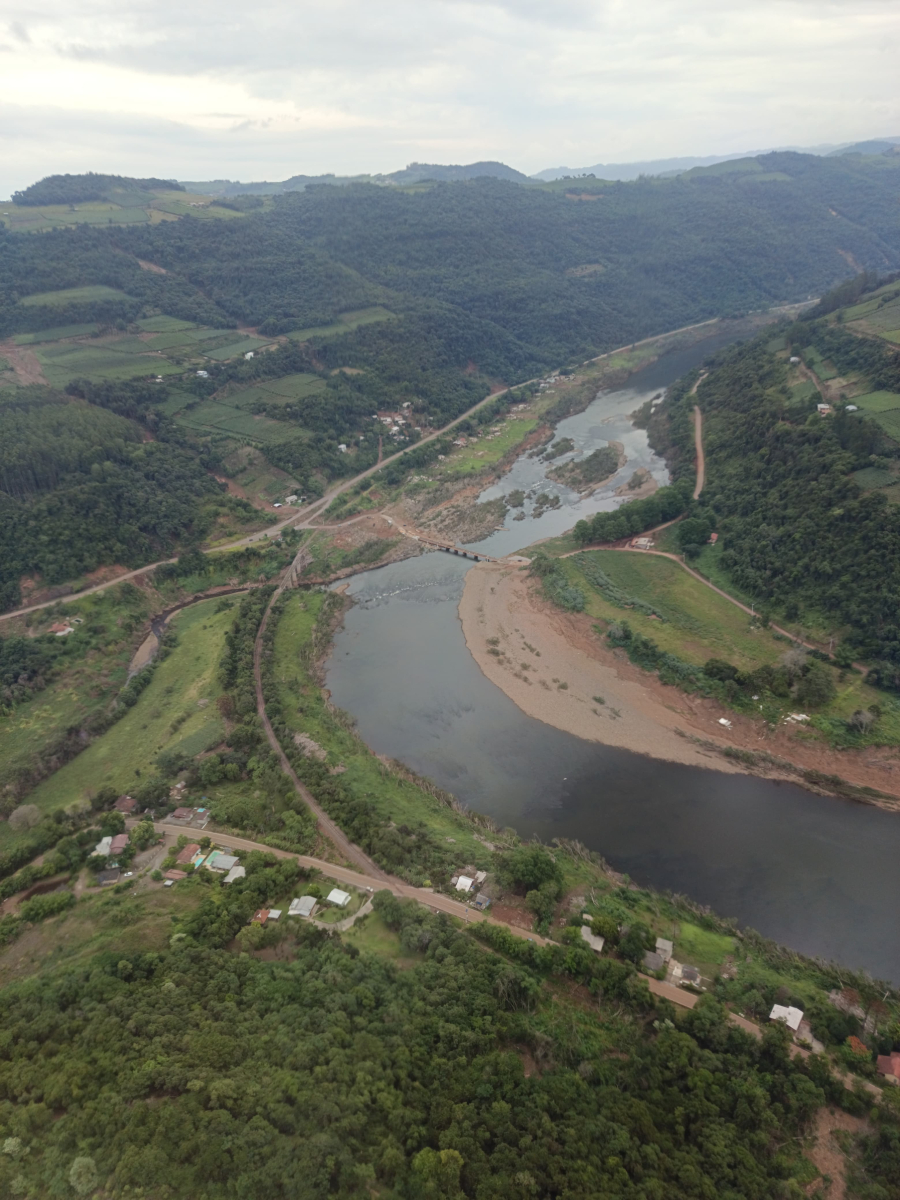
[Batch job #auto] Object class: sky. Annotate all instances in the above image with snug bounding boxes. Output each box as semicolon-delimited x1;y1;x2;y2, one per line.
1;0;898;195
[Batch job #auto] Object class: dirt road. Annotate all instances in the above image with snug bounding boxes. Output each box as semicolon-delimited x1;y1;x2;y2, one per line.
692;405;705;499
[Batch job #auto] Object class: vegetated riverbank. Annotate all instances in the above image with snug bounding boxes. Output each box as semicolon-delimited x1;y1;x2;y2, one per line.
459;560;900;808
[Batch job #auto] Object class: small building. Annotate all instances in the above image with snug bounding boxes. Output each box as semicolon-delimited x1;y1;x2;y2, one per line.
252;909;270;925
49;622;74;636
109;834;129;856
789;356;800;364
289;896;317;917
164;869;187;881
455;876;474;894
175;843;200;866
474;870;488;885
172;807;194;820
92;836;113;858
769;1004;804;1031
205;852;239;873
844;404;858;412
643;951;665;972
655;938;674;964
285;495;298;504
96;868;121;887
708;532;718;545
473;894;491;911
115;796;137;814
338;444;347;453
632;537;654;550
244;351;254;359
817;403;833;416
876;1052;900;1083
268;909;282;921
680;966;701;987
326;888;352;908
223;865;246;885
580;926;605;954
196;370;209;378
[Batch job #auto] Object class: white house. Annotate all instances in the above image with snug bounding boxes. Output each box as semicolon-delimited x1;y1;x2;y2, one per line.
769;1004;804;1031
455;876;474;893
244;351;254;359
223;865;246;884
326;888;352;908
580;926;605;954
289;896;317;917
91;836;112;857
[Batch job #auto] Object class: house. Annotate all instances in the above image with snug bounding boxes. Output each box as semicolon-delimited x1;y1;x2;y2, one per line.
92;836;113;857
876;1052;900;1083
252;909;270;925
643;951;665;972
474;870;488;885
196;370;209;378
655;938;674;964
284;495;298;504
171;807;194;820
114;796;137;814
175;843;200;866
223;865;246;884
455;876;474;894
204;851;238;873
96;868;121;886
109;834;129;856
845;404;858;412
789;356;800;364
708;532;718;545
289;896;317;917
338;444;347;453
244;351;254;359
268;909;282;921
580;926;605;954
769;1004;804;1031
49;622;74;636
473;895;491;911
817;403;833;415
680;965;701;987
631;537;654;550
326;888;351;908
164;869;187;881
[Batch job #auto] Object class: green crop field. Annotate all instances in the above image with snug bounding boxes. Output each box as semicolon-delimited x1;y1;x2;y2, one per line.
286;306;394;342
853;466;895;489
20;600;229;824
872;409;900;441
567;550;784;670
18;285;132;307
789;380;818;403
438;417;538;477
853;390;900;413
15;323;100;344
175;401;287;441
145;331;200;351
259;372;326;399
35;345;182;388
802;345;838;380
204;337;273;361
136;315;197;333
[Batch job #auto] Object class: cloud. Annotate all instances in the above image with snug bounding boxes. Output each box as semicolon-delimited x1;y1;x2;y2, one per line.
1;0;898;194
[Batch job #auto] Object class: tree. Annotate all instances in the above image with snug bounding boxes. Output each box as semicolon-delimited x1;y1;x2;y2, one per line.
496;845;563;896
68;1157;98;1196
796;662;836;709
619;920;654;965
591;914;619;943
7;805;40;833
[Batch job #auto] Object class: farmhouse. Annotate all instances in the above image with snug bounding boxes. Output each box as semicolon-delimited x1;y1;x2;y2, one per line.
204;851;239;873
164;869;187;882
289;896;317;917
175;843;200;866
769;1004;804;1031
109;834;129;856
114;796;137;814
326;888;352;908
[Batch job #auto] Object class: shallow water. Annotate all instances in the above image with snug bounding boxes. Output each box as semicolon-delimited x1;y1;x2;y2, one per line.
325;338;900;980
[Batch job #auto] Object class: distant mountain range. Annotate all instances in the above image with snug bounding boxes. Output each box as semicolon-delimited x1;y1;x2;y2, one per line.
180;139;900;196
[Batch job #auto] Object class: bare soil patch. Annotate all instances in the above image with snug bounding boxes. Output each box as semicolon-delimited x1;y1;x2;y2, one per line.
0;339;47;386
805;1106;868;1200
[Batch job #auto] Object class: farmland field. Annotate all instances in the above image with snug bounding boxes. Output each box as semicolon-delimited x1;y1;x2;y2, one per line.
135;315;197;333
20;600;230;825
204;337;274;360
34;344;182;388
225;372;327;408
286;306;394;342
175;401;287;441
853;390;900;413
871;409;900;440
15;323;99;344
18;285;132;307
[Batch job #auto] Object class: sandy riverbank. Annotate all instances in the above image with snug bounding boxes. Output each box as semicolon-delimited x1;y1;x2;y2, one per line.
458;560;742;772
458;561;900;802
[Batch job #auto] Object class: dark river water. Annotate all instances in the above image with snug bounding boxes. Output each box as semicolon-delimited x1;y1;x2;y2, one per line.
325;334;900;981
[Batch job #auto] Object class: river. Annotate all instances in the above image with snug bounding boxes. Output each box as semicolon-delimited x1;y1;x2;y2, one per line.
326;334;900;980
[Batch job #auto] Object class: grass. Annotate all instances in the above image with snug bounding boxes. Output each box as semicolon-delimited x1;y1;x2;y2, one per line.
136;316;197;333
438;418;539;477
19;285;132;307
803;346;838;381
35;345;183;388
567;550;782;670
870;409;900;441
221;445;303;505
271;592;492;866
286;306;394;342
852;390;900;413
0;880;202;990
673;921;735;969
174;401;288;442
21;599;231;823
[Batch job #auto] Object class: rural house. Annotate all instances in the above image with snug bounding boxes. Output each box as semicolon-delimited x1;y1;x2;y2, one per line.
175;843;200;865
769;1004;804;1031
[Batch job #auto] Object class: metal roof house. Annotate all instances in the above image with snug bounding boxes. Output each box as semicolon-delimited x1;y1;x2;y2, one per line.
769;1004;804;1031
223;865;246;885
580;926;605;954
289;896;317;917
326;888;352;908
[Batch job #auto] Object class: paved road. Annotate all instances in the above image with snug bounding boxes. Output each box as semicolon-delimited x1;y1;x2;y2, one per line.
155;824;546;943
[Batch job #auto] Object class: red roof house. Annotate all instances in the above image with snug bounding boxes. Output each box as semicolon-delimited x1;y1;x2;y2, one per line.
175;843;200;865
164;869;187;881
876;1052;900;1082
252;909;270;925
109;834;129;855
172;807;194;820
114;796;137;814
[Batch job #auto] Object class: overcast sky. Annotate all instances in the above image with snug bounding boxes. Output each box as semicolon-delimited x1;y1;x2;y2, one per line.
1;0;898;195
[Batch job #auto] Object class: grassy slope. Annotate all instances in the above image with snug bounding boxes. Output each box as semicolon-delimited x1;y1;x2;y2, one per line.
19;599;231;823
272;591;492;869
